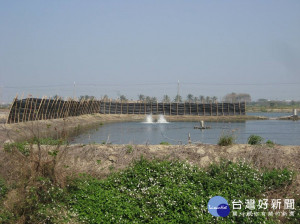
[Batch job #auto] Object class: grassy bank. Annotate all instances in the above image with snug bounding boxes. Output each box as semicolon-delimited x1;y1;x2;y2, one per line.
0;141;299;223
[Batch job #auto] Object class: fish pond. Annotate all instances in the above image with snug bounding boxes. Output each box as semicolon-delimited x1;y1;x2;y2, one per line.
71;113;300;145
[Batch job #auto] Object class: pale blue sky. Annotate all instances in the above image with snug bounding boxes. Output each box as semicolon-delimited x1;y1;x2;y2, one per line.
1;0;300;102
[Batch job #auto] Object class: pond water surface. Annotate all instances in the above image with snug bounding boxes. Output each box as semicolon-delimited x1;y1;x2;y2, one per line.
71;113;300;145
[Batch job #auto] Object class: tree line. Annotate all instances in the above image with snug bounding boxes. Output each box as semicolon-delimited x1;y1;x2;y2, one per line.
51;92;251;103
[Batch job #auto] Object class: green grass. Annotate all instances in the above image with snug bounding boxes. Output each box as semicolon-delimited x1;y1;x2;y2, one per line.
159;141;171;145
66;159;295;224
3;137;66;156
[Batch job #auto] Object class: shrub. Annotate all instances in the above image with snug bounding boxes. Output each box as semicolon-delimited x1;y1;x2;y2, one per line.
218;134;235;146
248;135;264;145
266;140;275;146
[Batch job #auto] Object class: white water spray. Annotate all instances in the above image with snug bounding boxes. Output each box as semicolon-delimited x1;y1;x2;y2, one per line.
145;114;153;123
144;114;168;123
157;114;168;123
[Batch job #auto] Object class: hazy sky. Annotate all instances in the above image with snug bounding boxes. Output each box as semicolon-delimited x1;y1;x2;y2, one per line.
1;0;300;103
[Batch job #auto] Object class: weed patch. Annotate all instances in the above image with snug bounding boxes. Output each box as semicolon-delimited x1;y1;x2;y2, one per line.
67;159;295;223
248;135;264;145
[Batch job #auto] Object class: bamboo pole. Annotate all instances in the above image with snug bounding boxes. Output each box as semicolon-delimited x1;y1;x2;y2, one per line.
28;97;34;121
59;99;66;118
18;93;24;122
103;99;106;114
233;103;236;116
56;99;62;118
228;103;230;115
121;101;123;114
36;97;44;121
49;97;57;119
222;102;224;116
133;102;135;115
7;95;17;124
139;102;141;114
44;97;51;120
109;100;111;114
22;97;29;122
13;95;19;123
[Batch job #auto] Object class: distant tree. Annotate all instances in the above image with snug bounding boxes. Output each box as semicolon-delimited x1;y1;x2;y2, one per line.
224;93;251;103
163;95;171;103
79;95;95;100
102;95;109;101
206;96;211;103
193;96;199;103
145;96;151;103
174;95;182;103
199;95;205;103
119;95;128;101
186;94;194;103
212;96;218;103
138;94;145;102
52;95;62;100
151;97;157;103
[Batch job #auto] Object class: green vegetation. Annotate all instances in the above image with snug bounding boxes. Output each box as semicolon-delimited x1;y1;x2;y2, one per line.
0;178;8;200
266;140;275;147
159;141;171;145
66;159;294;223
248;135;264;145
4;137;66;156
218;134;235;146
0;153;297;223
126;145;134;153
